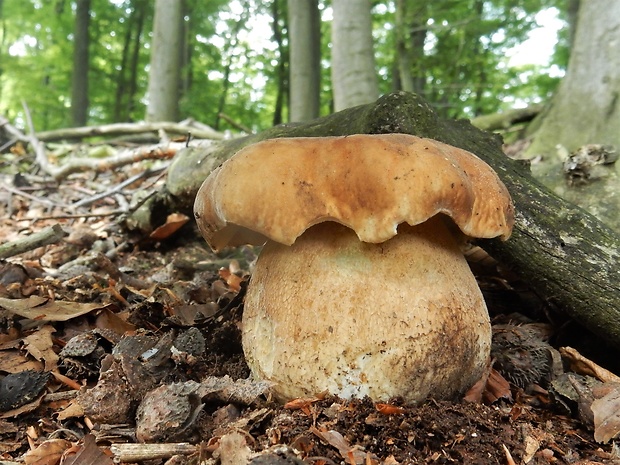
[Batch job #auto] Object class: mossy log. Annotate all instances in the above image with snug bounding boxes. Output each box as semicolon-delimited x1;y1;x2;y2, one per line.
160;91;620;349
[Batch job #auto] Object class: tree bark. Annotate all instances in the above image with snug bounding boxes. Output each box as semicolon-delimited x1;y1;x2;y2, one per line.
526;0;620;155
271;0;288;126
162;91;620;350
145;0;183;122
331;0;379;111
394;0;427;95
71;0;90;127
127;0;147;120
288;0;321;122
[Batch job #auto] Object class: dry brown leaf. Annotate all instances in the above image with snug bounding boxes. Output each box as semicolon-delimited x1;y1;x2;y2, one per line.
55;399;85;421
61;434;113;465
560;347;620;383
0;296;104;321
591;383;620;443
284;392;326;411
375;403;406;415
23;438;71;465
383;456;400;465
218;268;243;293
148;213;190;241
463;363;512;404
214;432;252;465
0;349;44;374
23;325;58;371
522;434;541;463
0;393;45;420
94;308;135;335
310;426;368;465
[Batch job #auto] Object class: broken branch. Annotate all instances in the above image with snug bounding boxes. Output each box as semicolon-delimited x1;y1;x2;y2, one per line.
0;224;68;259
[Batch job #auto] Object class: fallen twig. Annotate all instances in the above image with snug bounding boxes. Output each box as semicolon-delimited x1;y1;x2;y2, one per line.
0;183;71;208
110;443;199;462
218;112;253;134
0;224;68;259
35;121;226;142
38;141;189;181
0;115;28;142
70;166;167;209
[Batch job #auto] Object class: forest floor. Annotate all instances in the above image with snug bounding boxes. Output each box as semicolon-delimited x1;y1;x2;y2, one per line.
1;139;620;465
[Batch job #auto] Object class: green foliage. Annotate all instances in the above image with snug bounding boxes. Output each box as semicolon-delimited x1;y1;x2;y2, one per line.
0;0;568;131
1;1;75;129
375;0;566;119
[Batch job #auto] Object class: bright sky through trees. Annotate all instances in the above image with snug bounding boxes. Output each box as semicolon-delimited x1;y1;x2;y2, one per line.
508;8;563;68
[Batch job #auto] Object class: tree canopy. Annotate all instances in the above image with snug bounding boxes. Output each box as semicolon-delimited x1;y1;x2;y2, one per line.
0;0;567;132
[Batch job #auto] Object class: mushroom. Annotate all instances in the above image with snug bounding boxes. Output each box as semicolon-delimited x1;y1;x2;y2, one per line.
194;133;514;404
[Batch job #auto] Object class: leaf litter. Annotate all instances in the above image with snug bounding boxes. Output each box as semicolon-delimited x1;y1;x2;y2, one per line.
1;156;620;464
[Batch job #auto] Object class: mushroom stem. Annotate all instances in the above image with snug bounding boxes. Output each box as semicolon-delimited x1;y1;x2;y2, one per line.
242;216;492;403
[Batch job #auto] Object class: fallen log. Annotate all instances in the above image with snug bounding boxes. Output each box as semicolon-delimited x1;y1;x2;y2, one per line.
471;104;542;132
158;91;620;349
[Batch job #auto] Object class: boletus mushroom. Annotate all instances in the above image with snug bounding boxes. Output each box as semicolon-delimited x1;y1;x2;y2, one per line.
194;133;514;404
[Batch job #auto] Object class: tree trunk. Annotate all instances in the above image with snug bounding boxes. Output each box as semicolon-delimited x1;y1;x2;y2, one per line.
331;0;379;111
526;0;620;156
145;0;183;122
271;0;288;126
113;4;133;122
162;91;620;350
214;14;246;130
288;0;321;122
394;0;427;95
127;0;147;120
71;0;90;127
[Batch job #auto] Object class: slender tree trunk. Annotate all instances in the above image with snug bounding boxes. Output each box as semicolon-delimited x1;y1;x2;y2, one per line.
127;0;147;120
288;0;320;122
526;0;620;155
113;7;133;122
180;1;192;101
271;0;288;126
71;0;90;127
214;23;243;130
469;0;486;117
331;0;379;111
394;0;427;95
0;0;5;100
146;0;183;122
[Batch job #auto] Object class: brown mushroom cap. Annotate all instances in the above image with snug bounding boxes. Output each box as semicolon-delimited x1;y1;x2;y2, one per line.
194;133;514;251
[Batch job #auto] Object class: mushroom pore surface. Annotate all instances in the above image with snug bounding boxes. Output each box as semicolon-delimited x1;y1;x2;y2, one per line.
243;216;492;403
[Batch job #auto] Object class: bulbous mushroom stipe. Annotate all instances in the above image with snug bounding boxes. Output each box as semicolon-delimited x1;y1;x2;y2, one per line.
194;133;514;403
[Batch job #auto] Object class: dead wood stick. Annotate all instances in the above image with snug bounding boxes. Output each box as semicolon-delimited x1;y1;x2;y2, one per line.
110;442;199;462
21;101;58;180
71;166;167;209
0;115;28;141
35;121;226;142
0;224;68;259
218;112;253;134
46;143;173;181
0;183;70;208
41;140;209;181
